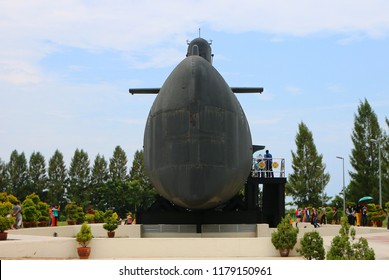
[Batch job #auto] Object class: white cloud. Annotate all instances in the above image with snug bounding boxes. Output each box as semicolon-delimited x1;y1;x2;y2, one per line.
1;0;389;82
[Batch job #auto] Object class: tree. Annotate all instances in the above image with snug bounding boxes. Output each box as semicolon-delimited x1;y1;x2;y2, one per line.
286;122;330;207
103;146;130;217
90;154;109;210
128;150;157;211
381;117;389;204
109;146;128;182
0;158;8;193
28;152;47;201
6;150;29;200
68;149;91;208
47;150;67;208
348;99;383;203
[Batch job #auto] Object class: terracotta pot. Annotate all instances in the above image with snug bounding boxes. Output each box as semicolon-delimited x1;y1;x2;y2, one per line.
107;231;115;238
38;221;48;227
0;232;8;241
23;221;31;228
279;248;290;257
374;220;383;227
77;247;91;259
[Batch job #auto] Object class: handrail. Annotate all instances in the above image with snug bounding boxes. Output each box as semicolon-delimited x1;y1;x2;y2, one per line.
251;157;285;178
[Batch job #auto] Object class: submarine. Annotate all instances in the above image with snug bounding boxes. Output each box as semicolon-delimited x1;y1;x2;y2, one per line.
130;37;263;210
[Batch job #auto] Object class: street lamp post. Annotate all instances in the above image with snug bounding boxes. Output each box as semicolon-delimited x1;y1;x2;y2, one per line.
316;166;324;205
336;156;346;215
370;139;382;207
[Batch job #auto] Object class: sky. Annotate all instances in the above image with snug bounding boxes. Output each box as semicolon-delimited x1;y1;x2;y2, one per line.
1;0;389;202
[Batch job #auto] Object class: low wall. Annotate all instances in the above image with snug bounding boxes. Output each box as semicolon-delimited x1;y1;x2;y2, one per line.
1;223;299;259
3;223;384;259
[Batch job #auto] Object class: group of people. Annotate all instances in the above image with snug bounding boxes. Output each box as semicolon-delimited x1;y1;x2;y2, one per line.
49;205;60;227
293;204;375;228
10;203;61;229
294;206;340;228
346;204;368;226
253;150;274;178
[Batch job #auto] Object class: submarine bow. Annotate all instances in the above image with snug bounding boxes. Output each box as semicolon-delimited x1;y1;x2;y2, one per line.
144;42;253;209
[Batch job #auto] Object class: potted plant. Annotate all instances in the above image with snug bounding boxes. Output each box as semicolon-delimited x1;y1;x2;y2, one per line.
103;218;118;238
65;202;78;225
103;211;119;238
37;201;50;227
85;213;95;224
370;206;387;227
21;198;40;227
75;206;85;224
0;202;15;240
76;222;93;259
94;210;104;223
271;216;299;257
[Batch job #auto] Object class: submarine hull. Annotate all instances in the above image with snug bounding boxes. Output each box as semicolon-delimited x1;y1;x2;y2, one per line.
144;55;252;209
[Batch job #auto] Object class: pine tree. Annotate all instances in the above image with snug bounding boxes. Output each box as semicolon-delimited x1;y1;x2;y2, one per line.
128;150;157;211
106;146;129;216
7;150;29;200
28;152;47;201
0;157;7;193
90;154;109;210
68;149;91;208
380;117;389;204
286;122;330;207
47;150;67;207
348;99;382;204
109;146;128;182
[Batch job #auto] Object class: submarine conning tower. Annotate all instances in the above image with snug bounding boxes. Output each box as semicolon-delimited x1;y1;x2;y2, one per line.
186;37;213;63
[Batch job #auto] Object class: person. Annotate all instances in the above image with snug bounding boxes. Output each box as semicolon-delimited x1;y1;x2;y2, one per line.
332;206;339;224
264;150;273;178
48;205;54;226
355;204;362;226
296;208;302;227
346;205;355;225
320;206;326;224
311;208;320;228
12;201;22;229
52;205;60;226
253;158;260;178
361;205;368;226
305;207;310;223
126;212;133;225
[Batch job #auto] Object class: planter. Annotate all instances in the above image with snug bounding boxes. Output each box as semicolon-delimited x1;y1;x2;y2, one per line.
279;248;290;257
0;232;8;240
374;220;383;227
107;231;115;238
23;221;32;228
77;247;91;259
38;221;48;227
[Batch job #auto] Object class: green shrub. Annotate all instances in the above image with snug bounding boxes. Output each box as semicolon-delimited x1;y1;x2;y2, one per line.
297;231;325;260
271;217;299;251
22;198;40;222
326;217;375;260
76;222;93;247
65;202;78;221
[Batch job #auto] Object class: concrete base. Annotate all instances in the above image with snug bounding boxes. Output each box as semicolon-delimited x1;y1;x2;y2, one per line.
1;223;388;259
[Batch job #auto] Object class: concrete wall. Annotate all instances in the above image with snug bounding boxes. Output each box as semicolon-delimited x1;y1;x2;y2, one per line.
1;223;299;259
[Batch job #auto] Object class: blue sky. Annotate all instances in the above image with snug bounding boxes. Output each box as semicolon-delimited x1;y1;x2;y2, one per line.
1;0;389;202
